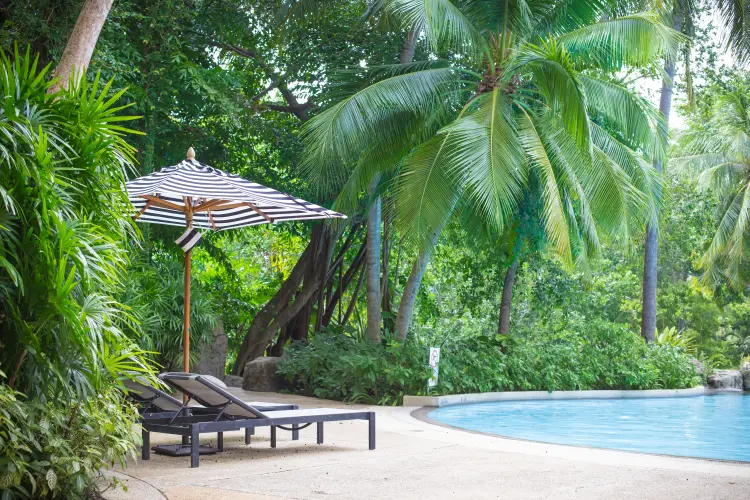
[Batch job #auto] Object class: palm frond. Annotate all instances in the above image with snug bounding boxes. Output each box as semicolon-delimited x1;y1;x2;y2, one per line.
557;12;685;70
581;75;668;163
300;68;462;193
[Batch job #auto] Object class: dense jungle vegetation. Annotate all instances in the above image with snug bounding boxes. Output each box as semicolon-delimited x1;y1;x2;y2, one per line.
1;0;750;496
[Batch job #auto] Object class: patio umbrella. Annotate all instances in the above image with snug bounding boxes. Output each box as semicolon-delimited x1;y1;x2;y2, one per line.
127;147;346;372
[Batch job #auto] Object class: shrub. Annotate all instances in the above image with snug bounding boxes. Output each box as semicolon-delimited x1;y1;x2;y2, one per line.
0;381;140;498
278;319;700;405
278;335;431;405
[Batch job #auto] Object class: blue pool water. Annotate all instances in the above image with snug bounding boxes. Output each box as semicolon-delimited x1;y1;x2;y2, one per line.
429;395;750;462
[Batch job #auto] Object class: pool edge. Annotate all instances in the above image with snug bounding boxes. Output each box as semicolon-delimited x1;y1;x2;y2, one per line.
403;386;705;407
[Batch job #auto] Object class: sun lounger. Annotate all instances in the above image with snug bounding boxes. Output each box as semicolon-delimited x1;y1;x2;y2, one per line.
141;372;375;467
122;375;297;418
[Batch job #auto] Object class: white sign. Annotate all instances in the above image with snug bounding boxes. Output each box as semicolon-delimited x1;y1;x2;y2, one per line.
428;347;440;388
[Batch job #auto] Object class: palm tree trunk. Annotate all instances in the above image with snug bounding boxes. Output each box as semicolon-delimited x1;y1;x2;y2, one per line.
50;0;113;93
394;245;433;341
497;258;519;334
642;10;682;342
364;31;417;342
365;176;382;342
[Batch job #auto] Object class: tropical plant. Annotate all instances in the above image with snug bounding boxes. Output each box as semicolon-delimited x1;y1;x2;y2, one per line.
0;46;153;497
655;326;696;353
301;0;681;339
0;374;141;498
279;317;699;405
673;80;750;288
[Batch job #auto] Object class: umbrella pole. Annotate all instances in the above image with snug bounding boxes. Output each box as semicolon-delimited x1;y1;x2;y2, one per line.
184;248;191;373
183;194;194;374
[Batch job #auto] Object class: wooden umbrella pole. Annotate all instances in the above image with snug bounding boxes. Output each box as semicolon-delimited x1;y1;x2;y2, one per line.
183;195;194;373
184;248;192;373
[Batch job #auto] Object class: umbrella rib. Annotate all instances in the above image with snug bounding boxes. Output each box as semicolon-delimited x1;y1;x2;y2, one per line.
246;201;274;223
133;201;152;220
194;199;230;212
207;209;218;230
141;195;185;212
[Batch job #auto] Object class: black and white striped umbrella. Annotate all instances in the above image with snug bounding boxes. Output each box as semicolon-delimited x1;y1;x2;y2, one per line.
126;148;346;372
127;155;344;232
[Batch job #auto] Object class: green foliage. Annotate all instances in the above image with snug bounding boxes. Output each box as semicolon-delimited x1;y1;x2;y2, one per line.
280;318;699;405
673;75;750;288
0;47;151;497
0;46;151;398
120;255;216;371
655;326;697;354
278;333;432;405
0;377;141;499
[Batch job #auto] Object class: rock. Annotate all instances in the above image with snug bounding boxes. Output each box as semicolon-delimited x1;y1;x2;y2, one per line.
243;357;283;392
741;362;750;391
707;369;743;391
690;358;704;375
224;375;243;388
196;319;228;381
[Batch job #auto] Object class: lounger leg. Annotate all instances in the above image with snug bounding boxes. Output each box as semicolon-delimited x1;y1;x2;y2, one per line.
317;422;324;444
190;425;200;468
217;432;224;451
292;423;299;440
182;435;189;446
270;426;277;448
368;412;376;450
245;427;252;445
142;428;150;461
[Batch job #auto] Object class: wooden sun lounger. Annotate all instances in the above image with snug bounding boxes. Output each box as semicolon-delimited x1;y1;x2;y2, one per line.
140;372;375;467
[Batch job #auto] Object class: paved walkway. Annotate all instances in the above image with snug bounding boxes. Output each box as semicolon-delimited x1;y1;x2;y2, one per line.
104;389;750;499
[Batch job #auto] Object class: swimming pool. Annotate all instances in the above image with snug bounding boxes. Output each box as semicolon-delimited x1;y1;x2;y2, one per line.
429;394;750;462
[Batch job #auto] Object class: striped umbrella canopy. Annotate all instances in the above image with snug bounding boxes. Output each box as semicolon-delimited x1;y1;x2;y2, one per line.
126;148;346;372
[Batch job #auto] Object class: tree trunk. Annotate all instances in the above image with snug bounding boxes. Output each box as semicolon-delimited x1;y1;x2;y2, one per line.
365;176;382;342
394;230;440;341
381;213;391;314
400;29;417;64
641;10;682;343
232;224;332;374
343;263;366;327
50;0;113;93
322;241;367;326
498;258;519;334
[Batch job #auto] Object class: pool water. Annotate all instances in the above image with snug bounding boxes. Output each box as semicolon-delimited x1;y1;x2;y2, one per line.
429;394;750;462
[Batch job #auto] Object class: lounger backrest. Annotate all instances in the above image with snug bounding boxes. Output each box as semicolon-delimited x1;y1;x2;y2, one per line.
159;372;268;419
122;376;183;412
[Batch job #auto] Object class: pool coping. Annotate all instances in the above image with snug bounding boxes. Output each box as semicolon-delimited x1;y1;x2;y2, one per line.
409;394;750;466
403;385;705;407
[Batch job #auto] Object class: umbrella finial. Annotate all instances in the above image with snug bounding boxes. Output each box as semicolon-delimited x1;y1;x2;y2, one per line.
186;147;195;160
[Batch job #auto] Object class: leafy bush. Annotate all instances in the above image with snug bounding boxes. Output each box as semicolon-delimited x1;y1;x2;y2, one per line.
0;379;140;498
279;319;699;405
278;334;431;405
0;48;152;498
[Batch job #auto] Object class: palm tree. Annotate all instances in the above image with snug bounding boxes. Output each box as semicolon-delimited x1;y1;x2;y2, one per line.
640;0;750;342
302;0;680;340
673;81;750;287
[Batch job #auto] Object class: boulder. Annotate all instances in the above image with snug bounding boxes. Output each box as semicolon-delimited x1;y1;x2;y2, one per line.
196;319;227;381
224;375;243;388
243;357;284;392
741;362;750;391
707;369;743;391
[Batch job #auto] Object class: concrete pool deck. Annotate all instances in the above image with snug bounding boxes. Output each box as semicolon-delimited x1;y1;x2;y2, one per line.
105;388;750;499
